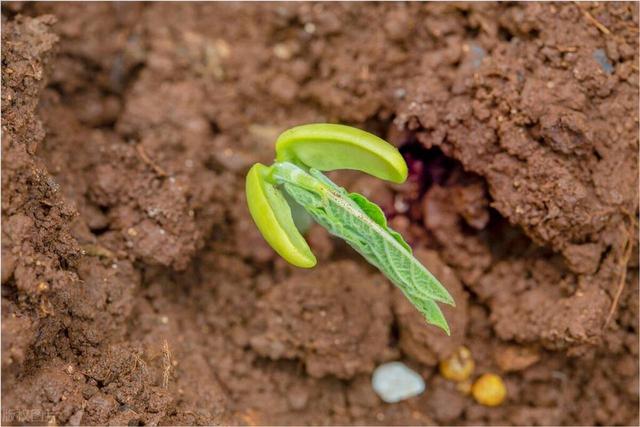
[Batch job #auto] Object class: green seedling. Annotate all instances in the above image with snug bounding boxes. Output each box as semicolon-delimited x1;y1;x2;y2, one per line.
246;123;455;334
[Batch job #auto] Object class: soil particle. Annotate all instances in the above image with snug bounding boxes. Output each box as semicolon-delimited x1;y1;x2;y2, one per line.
1;14;58;153
1;304;35;369
493;344;541;372
250;261;394;379
425;379;466;423
346;375;381;418
422;182;493;285
2;2;638;426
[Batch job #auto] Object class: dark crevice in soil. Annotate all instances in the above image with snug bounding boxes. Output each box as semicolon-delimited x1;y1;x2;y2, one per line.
399;142;459;197
1;279;20;305
484;210;547;260
497;26;514;42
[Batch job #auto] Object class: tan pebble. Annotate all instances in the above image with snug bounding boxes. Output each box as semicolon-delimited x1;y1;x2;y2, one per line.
495;345;540;372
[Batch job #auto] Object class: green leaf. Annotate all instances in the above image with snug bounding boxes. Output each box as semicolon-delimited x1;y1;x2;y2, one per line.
413;296;450;335
280;167;454;334
348;192;412;254
275;123;408;184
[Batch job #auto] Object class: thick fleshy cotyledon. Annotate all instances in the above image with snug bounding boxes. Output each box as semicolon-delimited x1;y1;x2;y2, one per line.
275;123;408;183
245;123;455;334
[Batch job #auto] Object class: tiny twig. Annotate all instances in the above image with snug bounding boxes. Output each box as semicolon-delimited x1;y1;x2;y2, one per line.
604;217;636;329
556;45;578;53
136;144;168;177
162;340;173;388
583;11;611;35
81;244;115;259
576;3;611;36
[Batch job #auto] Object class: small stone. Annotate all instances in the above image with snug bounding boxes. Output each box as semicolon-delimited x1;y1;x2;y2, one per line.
472;373;507;407
371;361;425;403
439;346;475;382
468;44;486;69
273;43;292;60
394;88;406;99
593;49;614;74
494;344;540;372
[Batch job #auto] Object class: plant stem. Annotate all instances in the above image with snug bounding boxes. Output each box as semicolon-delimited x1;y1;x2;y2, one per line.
270;161;326;195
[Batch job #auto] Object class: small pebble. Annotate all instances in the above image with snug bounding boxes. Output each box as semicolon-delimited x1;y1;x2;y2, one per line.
469;44;486;69
393;88;406;99
439;346;475;382
371;361;425;403
472;373;507;407
593;49;614;74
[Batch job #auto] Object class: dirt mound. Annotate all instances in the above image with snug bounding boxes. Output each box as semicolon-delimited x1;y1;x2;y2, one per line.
2;3;638;426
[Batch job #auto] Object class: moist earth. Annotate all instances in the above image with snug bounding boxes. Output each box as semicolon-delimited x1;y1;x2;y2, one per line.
1;2;638;426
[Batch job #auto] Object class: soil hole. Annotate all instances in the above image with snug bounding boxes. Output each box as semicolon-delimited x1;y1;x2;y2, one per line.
497;25;514;42
395;130;552;264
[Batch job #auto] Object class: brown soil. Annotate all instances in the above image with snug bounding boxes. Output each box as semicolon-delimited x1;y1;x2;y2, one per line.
2;2;638;426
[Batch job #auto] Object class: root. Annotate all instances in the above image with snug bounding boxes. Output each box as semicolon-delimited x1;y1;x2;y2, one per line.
132;352;149;377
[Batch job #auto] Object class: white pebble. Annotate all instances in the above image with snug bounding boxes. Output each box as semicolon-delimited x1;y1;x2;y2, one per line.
371;361;425;403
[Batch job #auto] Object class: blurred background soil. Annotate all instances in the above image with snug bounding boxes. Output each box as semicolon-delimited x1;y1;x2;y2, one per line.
1;2;638;425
